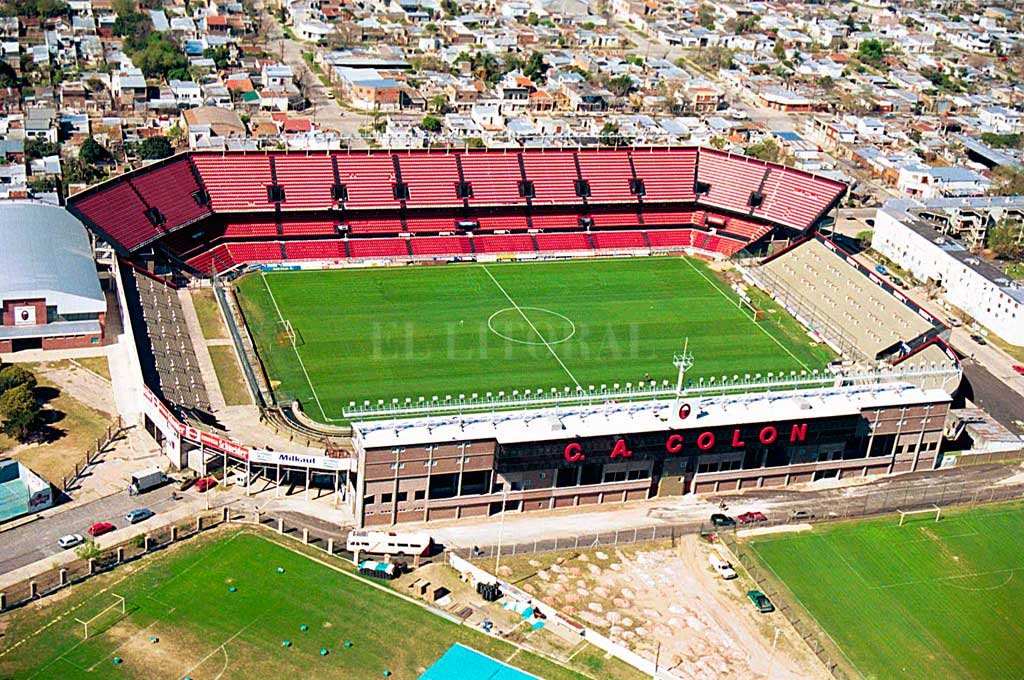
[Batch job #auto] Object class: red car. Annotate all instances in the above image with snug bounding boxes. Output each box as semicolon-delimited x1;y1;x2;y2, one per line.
87;522;115;537
195;477;218;492
1013;365;1024;376
737;511;768;524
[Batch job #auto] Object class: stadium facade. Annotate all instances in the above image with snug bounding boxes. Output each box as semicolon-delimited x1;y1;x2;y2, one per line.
62;148;970;528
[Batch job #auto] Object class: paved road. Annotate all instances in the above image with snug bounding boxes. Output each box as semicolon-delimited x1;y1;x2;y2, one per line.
0;485;183;574
960;358;1024;436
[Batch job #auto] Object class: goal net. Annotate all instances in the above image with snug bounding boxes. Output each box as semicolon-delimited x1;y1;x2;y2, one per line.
276;320;303;347
75;593;126;639
897;505;942;527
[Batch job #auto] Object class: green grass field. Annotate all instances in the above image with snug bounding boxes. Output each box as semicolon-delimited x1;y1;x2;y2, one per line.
0;530;613;680
748;503;1024;680
235;257;832;421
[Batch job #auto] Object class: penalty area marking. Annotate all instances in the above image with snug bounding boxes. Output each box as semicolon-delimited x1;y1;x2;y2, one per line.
487;307;577;346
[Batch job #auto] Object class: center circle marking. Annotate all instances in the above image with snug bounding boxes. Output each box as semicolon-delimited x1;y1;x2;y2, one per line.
487;307;577;346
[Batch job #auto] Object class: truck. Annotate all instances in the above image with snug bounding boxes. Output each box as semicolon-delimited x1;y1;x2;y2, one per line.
129;467;168;495
709;550;738;580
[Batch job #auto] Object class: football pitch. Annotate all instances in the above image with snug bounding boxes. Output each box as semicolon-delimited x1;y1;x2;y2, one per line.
0;530;625;680
747;502;1024;680
235;257;833;421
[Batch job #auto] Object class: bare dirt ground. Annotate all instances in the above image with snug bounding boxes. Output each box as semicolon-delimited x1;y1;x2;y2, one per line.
499;537;826;680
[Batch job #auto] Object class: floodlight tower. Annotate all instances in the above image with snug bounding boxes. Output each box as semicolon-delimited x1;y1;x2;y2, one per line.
672;338;694;398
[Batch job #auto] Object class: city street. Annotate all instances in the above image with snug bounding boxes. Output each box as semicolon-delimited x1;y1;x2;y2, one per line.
0;485;181;575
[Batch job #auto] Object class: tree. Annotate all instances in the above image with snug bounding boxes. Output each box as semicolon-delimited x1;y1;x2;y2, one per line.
134;33;187;80
0;365;36;394
709;136;727;150
991;165;1024;196
745;137;781;163
137;135;173;159
79;137;112;165
523;52;548;82
697;4;715;29
428;94;450;114
599;122;627;147
421;115;442;133
441;0;458;18
0;60;18;88
203;45;231;70
0;383;40;441
858;39;886;66
988;220;1024;259
980;133;1023;149
605;74;634;97
24;138;58;160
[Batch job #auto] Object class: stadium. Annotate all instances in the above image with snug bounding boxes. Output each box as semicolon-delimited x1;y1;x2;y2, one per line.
64;146;963;527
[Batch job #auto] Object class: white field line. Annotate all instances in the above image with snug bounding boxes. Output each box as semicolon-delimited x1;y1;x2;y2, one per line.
179;616;263;680
481;266;583;391
677;256;812;371
260;271;328;421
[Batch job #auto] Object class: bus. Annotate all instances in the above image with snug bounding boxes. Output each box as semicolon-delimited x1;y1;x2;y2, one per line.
345;530;433;557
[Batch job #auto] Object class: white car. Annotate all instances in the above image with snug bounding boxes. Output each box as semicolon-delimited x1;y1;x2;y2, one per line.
709;550;738;580
57;534;84;549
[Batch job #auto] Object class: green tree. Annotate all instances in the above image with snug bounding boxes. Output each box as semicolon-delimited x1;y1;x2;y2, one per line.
979;133;1023;149
988;220;1024;259
79;137;112;165
992;165;1024;196
858;39;887;66
137;135;173;159
697;4;715;28
523;52;548;82
526;11;539;26
0;61;19;88
745;137;781;163
134;33;187;80
112;0;151;52
24;138;58;160
599;122;627;147
428;94;450;114
421;115;442;132
0;365;36;394
605;74;633;97
202;45;231;70
441;0;458;18
0;383;40;441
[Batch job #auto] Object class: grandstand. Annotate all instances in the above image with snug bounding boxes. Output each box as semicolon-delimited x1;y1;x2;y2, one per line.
68;148;847;276
751;235;953;370
121;265;211;412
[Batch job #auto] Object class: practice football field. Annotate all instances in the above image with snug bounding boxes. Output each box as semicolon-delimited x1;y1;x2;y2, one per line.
748;502;1024;680
0;531;625;680
235;257;832;421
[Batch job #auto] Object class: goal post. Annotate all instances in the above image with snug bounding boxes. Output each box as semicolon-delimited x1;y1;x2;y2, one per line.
897;505;942;527
74;593;126;639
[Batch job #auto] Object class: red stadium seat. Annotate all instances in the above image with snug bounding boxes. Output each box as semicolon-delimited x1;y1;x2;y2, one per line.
592;231;646;250
273;155;335;210
631;148;698;203
397;153;462;208
473;234;535;253
410;236;473;256
534;232;591;252
348;238;408;259
284;240;346;260
645;229;694;248
192;154;274;211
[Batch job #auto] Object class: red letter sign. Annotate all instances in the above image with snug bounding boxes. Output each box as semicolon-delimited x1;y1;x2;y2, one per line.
666;434;683;454
731;429;746;448
697;431;715;451
759;426;778;445
564;442;584;462
790;423;808;443
610;438;633;458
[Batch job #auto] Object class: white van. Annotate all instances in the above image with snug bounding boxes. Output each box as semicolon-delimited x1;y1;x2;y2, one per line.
709;550;737;580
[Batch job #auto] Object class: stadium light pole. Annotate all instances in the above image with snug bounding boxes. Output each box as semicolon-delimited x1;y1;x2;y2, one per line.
494;484;509;575
673;338;694;399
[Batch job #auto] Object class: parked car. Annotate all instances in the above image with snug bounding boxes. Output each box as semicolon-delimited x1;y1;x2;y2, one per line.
737;511;768;524
888;275;905;288
1013;365;1024;376
970;334;987;346
747;590;775;613
790;510;816;521
710;513;736;528
709;551;738;580
178;475;197;492
87;522;115;537
57;534;84;549
945;317;962;328
874;264;889;276
125;508;154;524
195;477;218;492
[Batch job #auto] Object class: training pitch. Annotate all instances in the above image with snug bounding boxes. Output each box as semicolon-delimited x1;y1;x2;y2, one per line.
748;502;1024;680
0;531;615;680
235;257;832;421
